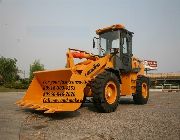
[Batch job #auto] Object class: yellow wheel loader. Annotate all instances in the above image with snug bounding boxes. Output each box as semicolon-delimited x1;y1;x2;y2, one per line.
16;24;149;113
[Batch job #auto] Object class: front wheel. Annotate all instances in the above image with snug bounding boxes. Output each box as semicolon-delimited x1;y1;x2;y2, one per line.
91;71;120;113
133;76;149;104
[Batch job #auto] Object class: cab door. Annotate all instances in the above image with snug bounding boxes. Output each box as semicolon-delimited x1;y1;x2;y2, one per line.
120;31;132;72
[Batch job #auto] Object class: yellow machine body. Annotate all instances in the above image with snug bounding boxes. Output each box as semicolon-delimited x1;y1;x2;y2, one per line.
17;24;148;113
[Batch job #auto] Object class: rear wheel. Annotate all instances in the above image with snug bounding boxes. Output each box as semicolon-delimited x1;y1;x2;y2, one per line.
91;71;120;113
133;76;149;104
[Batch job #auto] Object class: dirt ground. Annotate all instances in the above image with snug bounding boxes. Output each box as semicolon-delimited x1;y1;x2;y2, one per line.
0;91;180;140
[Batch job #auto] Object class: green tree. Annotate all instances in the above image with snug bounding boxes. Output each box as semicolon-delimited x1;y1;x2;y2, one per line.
0;56;18;84
29;60;44;82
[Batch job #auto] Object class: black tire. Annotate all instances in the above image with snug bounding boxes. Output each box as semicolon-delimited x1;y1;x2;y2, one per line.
133;75;149;104
91;71;120;113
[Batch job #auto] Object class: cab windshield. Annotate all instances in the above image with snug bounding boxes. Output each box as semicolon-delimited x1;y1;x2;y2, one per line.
99;30;120;56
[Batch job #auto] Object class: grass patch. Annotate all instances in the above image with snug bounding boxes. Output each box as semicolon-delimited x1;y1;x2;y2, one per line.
0;86;26;92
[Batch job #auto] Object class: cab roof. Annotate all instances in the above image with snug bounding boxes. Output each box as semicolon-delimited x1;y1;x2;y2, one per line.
96;24;125;35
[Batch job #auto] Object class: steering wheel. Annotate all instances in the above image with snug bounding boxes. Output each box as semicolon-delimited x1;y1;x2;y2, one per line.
110;48;119;55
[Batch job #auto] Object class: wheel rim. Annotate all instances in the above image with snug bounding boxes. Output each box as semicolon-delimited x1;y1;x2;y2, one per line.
142;83;148;98
105;81;117;104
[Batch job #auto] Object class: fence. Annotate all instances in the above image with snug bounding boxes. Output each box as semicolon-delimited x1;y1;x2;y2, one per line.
152;84;180;92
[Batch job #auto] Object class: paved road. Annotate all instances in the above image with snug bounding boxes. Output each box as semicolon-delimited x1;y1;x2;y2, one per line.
0;92;180;140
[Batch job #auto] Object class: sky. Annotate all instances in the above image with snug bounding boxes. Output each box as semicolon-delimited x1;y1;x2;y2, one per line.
0;0;180;77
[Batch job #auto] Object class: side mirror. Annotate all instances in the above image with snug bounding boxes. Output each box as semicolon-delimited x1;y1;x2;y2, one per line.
93;39;95;48
93;37;99;49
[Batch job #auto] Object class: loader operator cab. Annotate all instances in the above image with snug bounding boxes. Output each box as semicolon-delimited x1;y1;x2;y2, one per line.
95;24;133;72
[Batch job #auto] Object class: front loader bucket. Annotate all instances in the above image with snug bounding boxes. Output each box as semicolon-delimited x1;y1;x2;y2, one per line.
16;69;87;113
